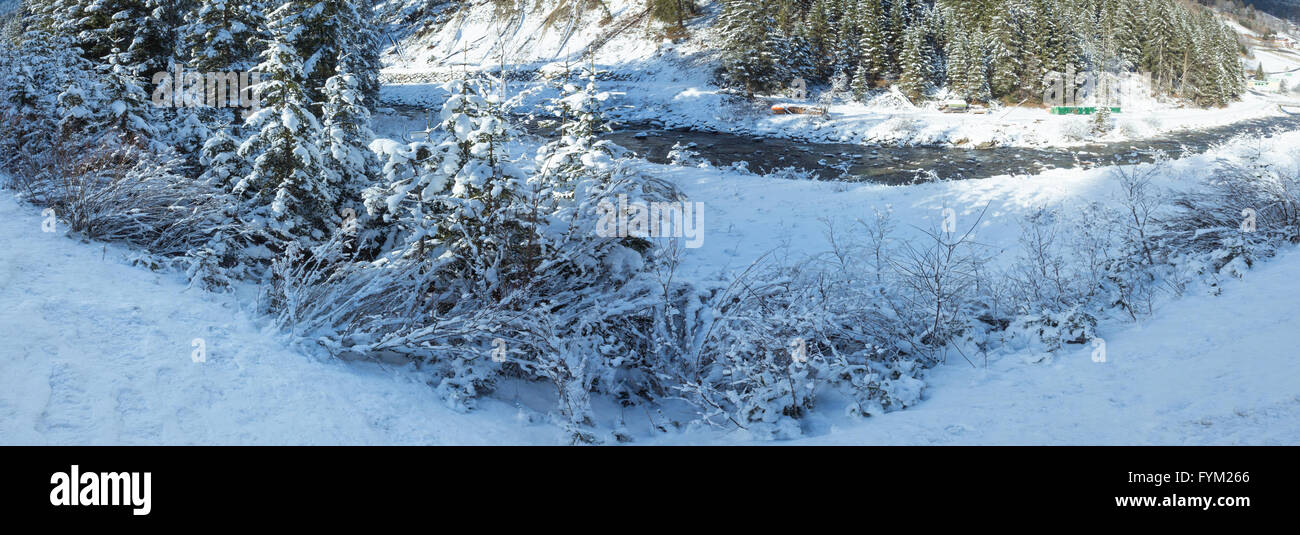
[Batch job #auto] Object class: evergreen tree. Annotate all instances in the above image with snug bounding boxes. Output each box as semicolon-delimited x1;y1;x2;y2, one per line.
830;0;860;77
804;0;835;81
199;124;252;191
720;0;779;95
180;0;268;73
235;35;336;238
852;0;888;97
122;0;175;77
989;2;1027;100
535;66;622;191
321;58;378;210
898;21;933;101
949;33;991;102
1113;0;1143;69
886;0;910;77
429;79;534;298
270;0;378;109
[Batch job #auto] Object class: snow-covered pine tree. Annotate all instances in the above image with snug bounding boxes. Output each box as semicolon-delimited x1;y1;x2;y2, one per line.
198;124;251;191
121;0;175;77
719;0;780;95
45;0;170;70
431;79;534;299
0;23;101;179
320;56;378;220
270;0;375;110
168;105;214;169
180;0;268;73
1142;0;1180;93
803;0;835;82
1113;0;1143;71
989;2;1026;101
364;77;533;296
534;66;622;193
830;0;860;78
851;0;888;98
885;0;911;77
770;0;807;85
948;32;990;103
235;34;337;239
1218;20;1246;100
898;21;933;101
100;46;161;148
344;9;383;110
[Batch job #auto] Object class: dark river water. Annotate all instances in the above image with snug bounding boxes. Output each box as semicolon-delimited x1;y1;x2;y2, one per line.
381;106;1300;185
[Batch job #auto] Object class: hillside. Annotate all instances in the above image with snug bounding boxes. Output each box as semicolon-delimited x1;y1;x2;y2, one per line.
379;0;1297;148
1242;0;1300;23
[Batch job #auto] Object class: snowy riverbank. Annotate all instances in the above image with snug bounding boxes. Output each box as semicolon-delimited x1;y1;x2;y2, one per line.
5;130;1300;445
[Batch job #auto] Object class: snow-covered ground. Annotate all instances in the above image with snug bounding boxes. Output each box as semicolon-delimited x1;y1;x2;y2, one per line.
4;128;1300;445
665;247;1300;445
0;193;567;445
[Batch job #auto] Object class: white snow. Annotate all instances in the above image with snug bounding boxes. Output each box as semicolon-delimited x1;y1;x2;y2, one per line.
0;192;565;445
663;248;1300;445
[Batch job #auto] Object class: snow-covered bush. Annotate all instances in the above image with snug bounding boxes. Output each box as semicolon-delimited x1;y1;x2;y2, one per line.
1057;117;1092;142
678;258;929;438
1160;150;1300;278
666;141;707;167
1006;308;1098;355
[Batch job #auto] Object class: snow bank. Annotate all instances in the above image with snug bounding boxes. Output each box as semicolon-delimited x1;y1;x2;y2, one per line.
0;193;565;445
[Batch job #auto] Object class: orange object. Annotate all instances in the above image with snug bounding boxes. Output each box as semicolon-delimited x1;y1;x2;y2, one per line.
771;104;827;116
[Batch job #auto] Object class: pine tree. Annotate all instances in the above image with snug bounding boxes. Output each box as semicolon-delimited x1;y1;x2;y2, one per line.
852;0;888;97
1143;0;1179;93
650;0;695;29
804;0;835;82
122;0;175;77
169;106;214;168
199;124;252;191
898;21;933;101
271;0;376;109
720;0;779;95
431;79;534;298
0;24;102;170
830;0;860;77
1113;0;1143;70
535;66;622;191
101;46;161;147
886;0;911;77
180;0;268;73
949;33;991;102
989;3;1026;100
235;35;336;238
321;58;378;211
